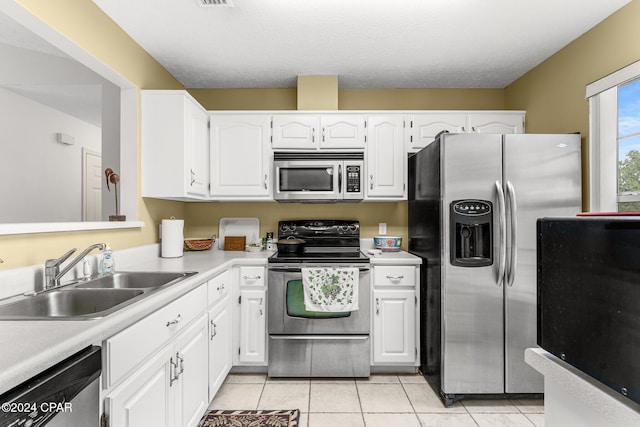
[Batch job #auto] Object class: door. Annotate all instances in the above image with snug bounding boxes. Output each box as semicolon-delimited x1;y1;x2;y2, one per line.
320;115;366;149
272;115;319;149
106;346;173;427
503;134;581;393
373;289;416;364
82;148;102;221
366;115;405;198
208;298;232;399
174;314;209;427
239;289;267;363
209;115;271;197
409;114;467;151
441;133;504;394
468;113;524;134
185;101;209;196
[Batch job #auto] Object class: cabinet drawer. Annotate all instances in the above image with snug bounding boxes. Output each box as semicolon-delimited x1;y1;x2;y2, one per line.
208;270;230;306
374;266;415;287
105;284;206;389
239;266;265;287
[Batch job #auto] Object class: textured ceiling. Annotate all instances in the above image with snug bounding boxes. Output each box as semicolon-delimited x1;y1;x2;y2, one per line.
91;0;632;89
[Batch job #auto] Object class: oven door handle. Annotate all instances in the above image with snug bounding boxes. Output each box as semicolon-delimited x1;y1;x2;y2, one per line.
268;266;370;272
269;335;369;340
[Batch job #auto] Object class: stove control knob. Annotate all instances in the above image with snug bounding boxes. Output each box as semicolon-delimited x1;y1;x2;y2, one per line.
339;225;349;232
280;224;289;232
349;224;358;232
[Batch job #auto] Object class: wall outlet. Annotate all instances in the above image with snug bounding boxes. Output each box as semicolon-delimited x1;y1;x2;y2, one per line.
378;222;387;235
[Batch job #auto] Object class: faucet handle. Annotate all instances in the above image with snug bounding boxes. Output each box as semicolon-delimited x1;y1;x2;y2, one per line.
45;248;77;268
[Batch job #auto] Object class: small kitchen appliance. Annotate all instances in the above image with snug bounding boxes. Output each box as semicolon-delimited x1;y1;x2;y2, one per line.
267;220;370;377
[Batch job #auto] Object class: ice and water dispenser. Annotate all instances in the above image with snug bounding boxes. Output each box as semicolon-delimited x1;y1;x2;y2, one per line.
450;200;492;267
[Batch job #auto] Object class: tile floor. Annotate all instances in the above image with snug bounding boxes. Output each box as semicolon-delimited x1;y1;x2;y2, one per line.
208;373;544;427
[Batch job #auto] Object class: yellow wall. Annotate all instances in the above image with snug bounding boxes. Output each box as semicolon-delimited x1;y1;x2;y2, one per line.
2;0;639;269
505;1;640;209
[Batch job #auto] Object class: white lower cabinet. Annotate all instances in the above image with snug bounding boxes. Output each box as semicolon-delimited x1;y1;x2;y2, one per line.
371;265;419;366
106;314;209;427
372;289;416;364
207;295;231;399
239;288;267;364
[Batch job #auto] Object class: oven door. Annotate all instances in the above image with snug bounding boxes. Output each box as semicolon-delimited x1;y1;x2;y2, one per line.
268;265;370;335
274;160;341;201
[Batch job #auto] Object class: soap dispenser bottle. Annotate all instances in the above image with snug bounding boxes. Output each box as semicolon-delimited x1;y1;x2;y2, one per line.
101;245;115;274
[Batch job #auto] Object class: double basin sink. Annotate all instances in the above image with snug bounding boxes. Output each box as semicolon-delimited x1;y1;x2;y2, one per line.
0;271;197;320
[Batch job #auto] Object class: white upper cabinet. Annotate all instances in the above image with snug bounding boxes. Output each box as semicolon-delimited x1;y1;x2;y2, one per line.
141;90;209;200
366;115;406;199
272;114;366;150
467;112;524;134
272;115;319;149
319;115;366;149
406;111;525;151
209;115;272;198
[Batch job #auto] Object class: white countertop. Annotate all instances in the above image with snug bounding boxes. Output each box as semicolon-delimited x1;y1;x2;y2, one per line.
0;246;419;395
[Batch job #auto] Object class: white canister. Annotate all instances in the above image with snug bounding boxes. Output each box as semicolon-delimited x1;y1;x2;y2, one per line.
161;218;184;258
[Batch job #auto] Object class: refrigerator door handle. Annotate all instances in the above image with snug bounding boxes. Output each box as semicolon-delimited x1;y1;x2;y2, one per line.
506;181;518;287
495;180;506;287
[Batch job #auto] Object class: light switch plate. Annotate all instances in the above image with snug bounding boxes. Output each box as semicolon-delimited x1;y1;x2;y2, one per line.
378;222;387;235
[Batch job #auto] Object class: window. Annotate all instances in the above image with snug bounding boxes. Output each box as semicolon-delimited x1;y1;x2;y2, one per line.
617;79;640;211
587;59;640;212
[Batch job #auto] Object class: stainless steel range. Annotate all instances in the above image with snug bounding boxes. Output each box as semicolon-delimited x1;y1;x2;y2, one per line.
268;220;371;377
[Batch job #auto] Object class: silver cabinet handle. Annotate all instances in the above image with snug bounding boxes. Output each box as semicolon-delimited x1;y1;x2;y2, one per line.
243;275;261;280
370;174;374;190
177;352;184;377
471;127;477;133
386;275;404;280
216;283;225;292
210;320;217;340
259;298;264;316
461;126;466;132
190;169;196;186
376;298;380;315
169;356;178;386
312;127;315;143
264;174;268;190
166;314;182;327
322;127;325;142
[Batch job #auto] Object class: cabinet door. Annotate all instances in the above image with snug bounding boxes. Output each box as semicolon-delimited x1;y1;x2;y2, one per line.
106;345;173;427
373;289;416;364
185;101;209;196
320;115;366;149
408;113;467;151
366;115;406;198
210;115;271;197
468;113;524;134
174;314;209;427
272;115;319;149
239;288;267;364
208;297;232;400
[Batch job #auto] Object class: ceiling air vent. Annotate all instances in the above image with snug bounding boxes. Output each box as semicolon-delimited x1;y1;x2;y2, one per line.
197;0;234;7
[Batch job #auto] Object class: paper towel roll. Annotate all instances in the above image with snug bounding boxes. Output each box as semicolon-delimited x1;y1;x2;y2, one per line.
161;218;184;258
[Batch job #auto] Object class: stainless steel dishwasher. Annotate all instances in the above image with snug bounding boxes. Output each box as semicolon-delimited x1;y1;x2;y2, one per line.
0;346;101;427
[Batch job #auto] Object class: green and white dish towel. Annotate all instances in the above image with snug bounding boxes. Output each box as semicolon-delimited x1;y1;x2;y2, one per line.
301;267;359;312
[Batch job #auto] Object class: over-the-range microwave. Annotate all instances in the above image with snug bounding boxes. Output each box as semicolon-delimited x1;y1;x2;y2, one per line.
273;152;364;202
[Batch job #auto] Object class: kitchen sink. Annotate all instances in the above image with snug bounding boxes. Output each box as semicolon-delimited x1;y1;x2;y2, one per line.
0;271;197;320
74;271;196;289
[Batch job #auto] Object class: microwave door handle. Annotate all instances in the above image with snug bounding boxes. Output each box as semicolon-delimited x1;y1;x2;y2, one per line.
338;164;342;194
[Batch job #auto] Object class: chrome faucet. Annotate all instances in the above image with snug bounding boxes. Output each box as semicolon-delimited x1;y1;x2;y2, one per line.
44;243;106;289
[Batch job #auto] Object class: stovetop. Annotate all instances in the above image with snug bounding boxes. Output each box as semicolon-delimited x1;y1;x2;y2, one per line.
268;219;369;264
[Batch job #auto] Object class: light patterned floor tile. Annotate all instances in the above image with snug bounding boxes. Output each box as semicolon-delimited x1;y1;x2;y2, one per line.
363;413;422;427
403;384;466;413
472;413;537;427
224;373;267;384
298;412;309;427
417;413;478;427
398;374;428;384
512;398;545;414
209;383;263;410
258;383;310;412
357;384;414;413
310;383;361;413
525;413;545;427
308;413;365;427
462;399;519;413
355;374;400;384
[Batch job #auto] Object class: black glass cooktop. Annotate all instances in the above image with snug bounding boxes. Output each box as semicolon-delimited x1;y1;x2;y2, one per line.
268;250;369;264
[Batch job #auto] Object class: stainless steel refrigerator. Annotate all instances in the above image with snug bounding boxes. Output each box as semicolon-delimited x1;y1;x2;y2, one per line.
409;133;582;404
